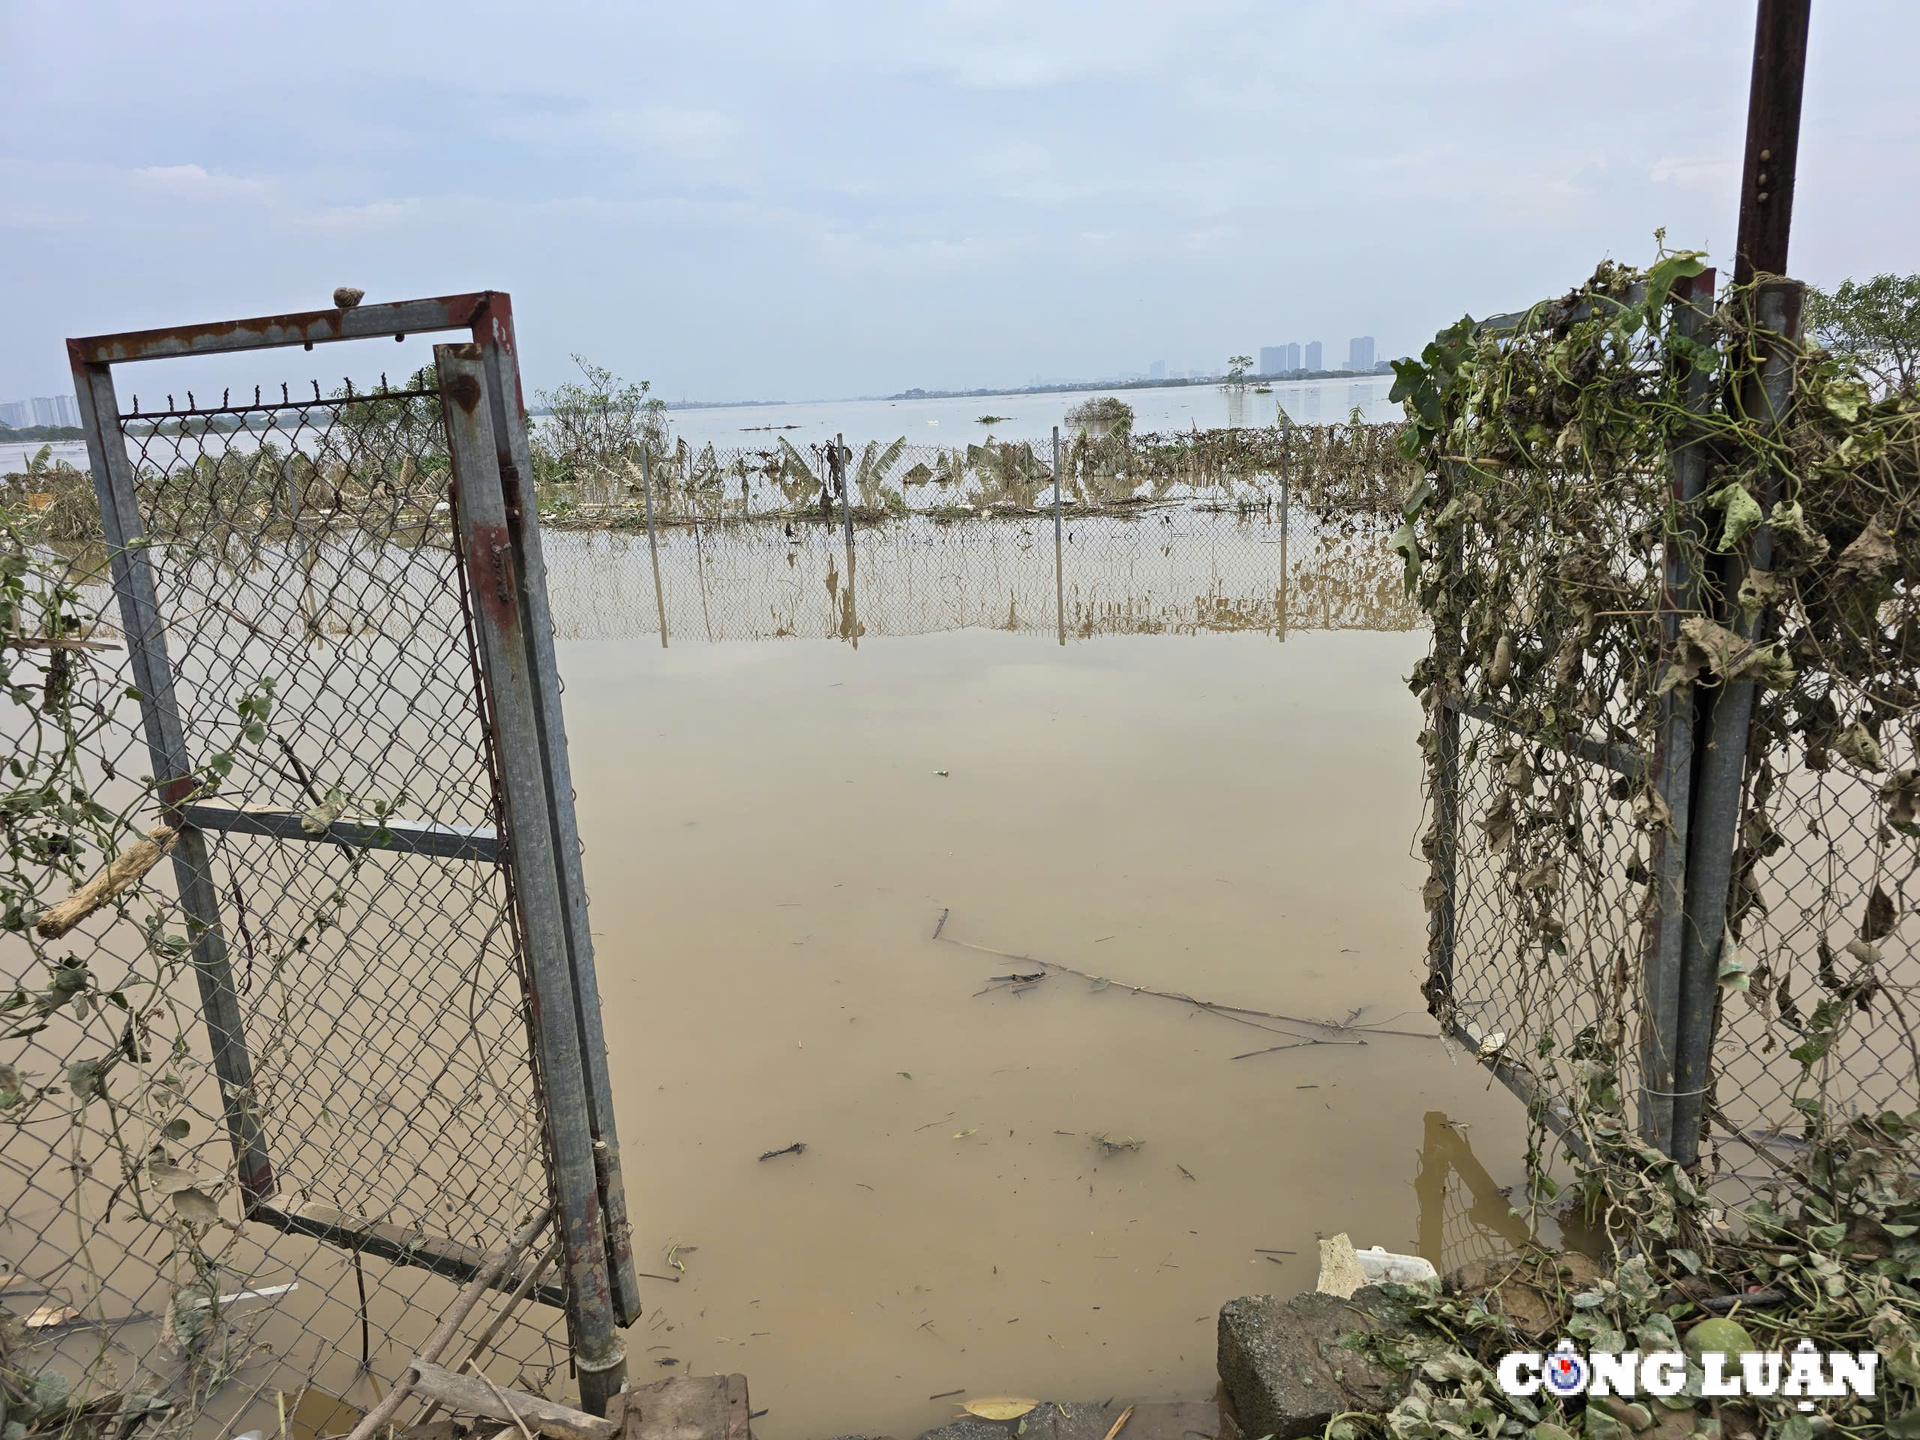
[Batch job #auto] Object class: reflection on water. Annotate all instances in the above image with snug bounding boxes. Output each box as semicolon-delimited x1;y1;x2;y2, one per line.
542;509;1418;645
1414;1112;1533;1271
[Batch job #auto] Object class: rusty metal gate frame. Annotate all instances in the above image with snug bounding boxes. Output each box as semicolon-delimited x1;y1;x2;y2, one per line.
65;293;640;1411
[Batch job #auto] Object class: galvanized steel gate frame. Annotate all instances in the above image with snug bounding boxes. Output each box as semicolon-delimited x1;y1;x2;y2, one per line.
65;293;640;1412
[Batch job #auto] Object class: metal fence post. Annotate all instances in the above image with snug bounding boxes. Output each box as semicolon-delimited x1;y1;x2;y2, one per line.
437;343;627;1413
1278;444;1291;641
470;296;643;1324
1052;425;1065;645
1635;268;1716;1154
837;434;860;647
1422;459;1465;1022
640;447;668;649
1670;280;1804;1167
68;355;277;1205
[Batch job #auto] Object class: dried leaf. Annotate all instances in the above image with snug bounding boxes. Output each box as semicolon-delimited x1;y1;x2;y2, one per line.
1486;635;1513;689
1834;513;1897;589
1736;567;1777;625
1863;885;1899;943
1503;752;1534;795
1676;616;1795;690
1883;768;1920;827
1631;787;1673;831
953;1127;979;1140
171;1187;219;1226
1711;483;1763;552
1480;792;1516;852
148;1159;218;1195
300;793;347;836
1834;722;1888;774
1519;859;1560;892
961;1399;1039;1422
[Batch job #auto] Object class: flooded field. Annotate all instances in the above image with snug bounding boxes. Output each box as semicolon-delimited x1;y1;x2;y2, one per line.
1;513;1537;1440
555;524;1536;1438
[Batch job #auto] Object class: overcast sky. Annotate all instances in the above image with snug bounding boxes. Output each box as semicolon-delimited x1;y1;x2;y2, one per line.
3;1;1914;404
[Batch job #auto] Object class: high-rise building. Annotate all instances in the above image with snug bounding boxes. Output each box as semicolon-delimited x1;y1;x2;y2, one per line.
1347;337;1376;372
1285;342;1301;373
1259;346;1284;375
0;400;31;429
29;396;80;427
1149;360;1166;380
1304;341;1323;372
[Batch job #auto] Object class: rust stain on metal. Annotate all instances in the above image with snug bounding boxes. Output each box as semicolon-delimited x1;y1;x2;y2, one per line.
468;523;519;633
240;1159;279;1206
471;294;531;422
499;456;524;521
446;370;484;415
67;293;492;365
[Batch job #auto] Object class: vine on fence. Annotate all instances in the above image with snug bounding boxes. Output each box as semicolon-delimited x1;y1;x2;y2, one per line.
1362;244;1920;1438
0;531;411;1438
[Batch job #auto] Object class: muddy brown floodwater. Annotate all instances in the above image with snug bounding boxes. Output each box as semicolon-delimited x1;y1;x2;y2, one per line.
559;624;1537;1439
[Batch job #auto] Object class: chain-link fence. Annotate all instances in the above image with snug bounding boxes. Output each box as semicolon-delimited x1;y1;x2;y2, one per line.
531;422;1411;529
1409;259;1920;1198
5;296;634;1440
538;506;1417;645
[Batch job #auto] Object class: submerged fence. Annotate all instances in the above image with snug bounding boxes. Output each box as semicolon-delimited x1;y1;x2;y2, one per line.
527;421;1413;528
1407;258;1920;1194
539;508;1418;646
3;295;635;1440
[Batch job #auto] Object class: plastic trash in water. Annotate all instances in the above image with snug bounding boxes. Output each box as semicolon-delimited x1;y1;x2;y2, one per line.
1355;1244;1439;1287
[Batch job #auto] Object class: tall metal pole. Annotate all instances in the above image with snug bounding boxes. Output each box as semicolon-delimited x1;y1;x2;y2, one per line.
1636;268;1716;1156
1052;425;1065;645
1732;0;1811;286
639;448;668;648
1666;0;1811;1165
1670;281;1804;1167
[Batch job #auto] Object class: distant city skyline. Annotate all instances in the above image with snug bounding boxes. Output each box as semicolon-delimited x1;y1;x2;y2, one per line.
0;395;79;428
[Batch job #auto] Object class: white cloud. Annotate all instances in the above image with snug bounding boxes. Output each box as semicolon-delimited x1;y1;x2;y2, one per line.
0;207;85;229
292;199;416;230
1650;154;1737;194
495;106;742;158
131;163;264;198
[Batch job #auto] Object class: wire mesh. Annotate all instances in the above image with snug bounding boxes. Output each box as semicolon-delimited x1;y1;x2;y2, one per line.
2;381;566;1440
531;422;1413;528
539;506;1418;645
1414;269;1920;1208
1416;448;1668;1141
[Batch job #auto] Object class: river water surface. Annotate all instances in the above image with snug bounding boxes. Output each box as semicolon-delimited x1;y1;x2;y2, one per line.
558;597;1534;1438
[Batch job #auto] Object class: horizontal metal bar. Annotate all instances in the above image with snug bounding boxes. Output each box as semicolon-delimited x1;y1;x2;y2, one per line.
123;386;440;423
69;294;494;366
251;1203;567;1310
180;805;498;862
1441;1017;1588;1159
1444;695;1644;779
1478;281;1650;338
